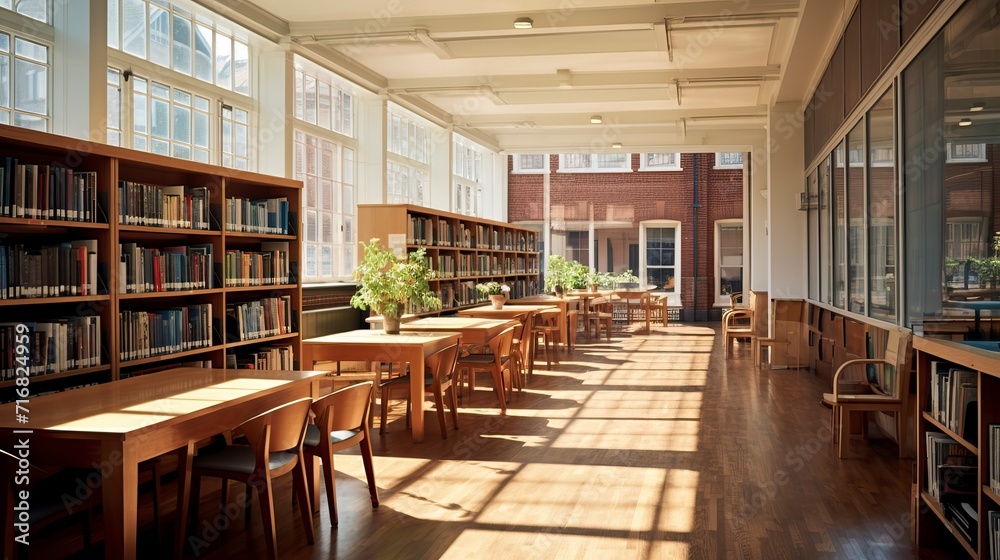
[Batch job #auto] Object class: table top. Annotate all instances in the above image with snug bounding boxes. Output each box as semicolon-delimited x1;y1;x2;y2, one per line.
947;299;1000;310
401;317;518;344
304;329;461;346
511;295;580;305
0;368;325;436
457;304;557;317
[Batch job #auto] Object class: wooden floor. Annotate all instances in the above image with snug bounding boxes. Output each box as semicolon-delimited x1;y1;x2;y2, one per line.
39;323;959;559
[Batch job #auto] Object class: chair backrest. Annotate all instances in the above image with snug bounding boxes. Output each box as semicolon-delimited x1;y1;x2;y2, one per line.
490;326;516;362
425;343;460;383
238;397;313;454
748;290;769;337
730;292;744;306
311;380;374;434
874;327;912;398
535;309;560;329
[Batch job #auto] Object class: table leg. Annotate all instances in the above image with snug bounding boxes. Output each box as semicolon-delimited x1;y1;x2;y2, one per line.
976;310;982;339
175;442;195;558
102;440;139;560
410;351;426;443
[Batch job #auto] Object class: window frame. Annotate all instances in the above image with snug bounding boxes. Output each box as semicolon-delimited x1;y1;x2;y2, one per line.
714;219;744;306
946;142;988;163
714;152;744;169
558;153;632;173
639;153;682;171
639;220;682;306
512;153;548;174
0;12;53;131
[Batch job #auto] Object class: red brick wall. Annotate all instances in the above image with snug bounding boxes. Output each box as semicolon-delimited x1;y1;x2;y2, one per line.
508;153;744;315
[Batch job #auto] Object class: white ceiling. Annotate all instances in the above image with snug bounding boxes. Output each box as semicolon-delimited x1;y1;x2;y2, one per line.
220;0;840;152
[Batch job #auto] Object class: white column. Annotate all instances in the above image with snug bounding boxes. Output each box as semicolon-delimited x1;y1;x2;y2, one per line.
748;138;770;292
255;47;292;178
428;126;451;211
356;95;386;205
53;0;106;141
766;101;808;298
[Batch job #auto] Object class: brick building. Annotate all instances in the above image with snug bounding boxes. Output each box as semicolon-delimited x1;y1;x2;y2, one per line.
508;152;746;321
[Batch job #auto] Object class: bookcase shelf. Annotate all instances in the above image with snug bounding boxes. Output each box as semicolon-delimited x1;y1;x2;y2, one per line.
0;124;303;400
358;204;541;317
914;336;1000;559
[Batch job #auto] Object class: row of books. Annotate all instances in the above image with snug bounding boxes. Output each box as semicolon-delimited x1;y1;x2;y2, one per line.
0;240;99;298
227;345;293;370
119;304;213;361
503;256;539;274
930;361;978;443
431;279;540;309
407;214;537;252
989;510;1000;560
0;317;102;378
925;431;976;507
503;230;538;252
118;182;212;229
118;243;214;293
225;296;293;342
988;425;1000;498
0;158;99;222
224;244;291;287
225;197;290;235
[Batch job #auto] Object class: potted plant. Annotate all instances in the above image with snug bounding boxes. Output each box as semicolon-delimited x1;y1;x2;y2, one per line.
477;281;511;309
614;269;640;290
350;238;442;333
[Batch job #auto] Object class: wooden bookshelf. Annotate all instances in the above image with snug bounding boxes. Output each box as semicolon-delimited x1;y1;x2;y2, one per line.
358;204;540;316
0;123;302;398
913;336;1000;559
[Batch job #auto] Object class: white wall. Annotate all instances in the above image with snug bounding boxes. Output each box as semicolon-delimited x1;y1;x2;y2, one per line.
766;101;808;298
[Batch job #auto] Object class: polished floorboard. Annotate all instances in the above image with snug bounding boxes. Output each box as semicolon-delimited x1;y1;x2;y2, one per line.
38;323;957;559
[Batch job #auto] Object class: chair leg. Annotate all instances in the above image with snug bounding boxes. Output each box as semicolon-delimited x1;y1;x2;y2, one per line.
188;475;202;534
150;461;162;542
359;435;379;508
838;407;849;459
320;453;339;527
446;385;460;430
252;472;279;560
380;386;390;435
434;387;448;439
490;366;507;413
292;459;315;544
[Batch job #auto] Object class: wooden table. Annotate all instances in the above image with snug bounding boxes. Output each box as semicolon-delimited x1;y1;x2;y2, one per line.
401;317;519;345
0;367;325;560
302;330;460;443
509;295;580;347
458;304;557;376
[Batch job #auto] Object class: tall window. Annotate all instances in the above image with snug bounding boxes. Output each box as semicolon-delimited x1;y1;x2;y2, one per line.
512;153;547;173
293;55;358;282
640;153;682;171
387;104;432;206
454;135;490;217
716;221;743;305
641;223;679;294
107;0;253;169
0;0;52;131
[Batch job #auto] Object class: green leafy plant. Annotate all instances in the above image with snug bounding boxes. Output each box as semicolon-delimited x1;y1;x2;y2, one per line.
350;238;442;319
544;255;591;293
614;269;639;288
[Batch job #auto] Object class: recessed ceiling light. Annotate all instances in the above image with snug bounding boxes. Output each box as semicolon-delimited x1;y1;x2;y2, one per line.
959;118;973;127
971;102;985;112
612;142;622;149
590;115;603;124
513;17;533;29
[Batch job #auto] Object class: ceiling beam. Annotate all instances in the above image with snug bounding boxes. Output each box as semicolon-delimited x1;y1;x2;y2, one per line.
454;106;767;127
193;0;290;43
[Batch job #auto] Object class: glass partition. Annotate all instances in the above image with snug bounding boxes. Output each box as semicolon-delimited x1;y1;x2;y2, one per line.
847;121;866;314
820;155;832;304
833;141;846;308
868;88;896;321
808;167;819;300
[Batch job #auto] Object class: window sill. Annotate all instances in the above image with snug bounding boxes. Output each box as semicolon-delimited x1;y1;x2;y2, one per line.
512;169;549;174
556;168;633;174
637;167;683;172
713;165;743;170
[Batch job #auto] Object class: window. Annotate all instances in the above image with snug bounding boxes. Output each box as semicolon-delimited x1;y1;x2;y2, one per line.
454;135;492;217
387;104;433;206
512;153;547;174
714;152;743;169
0;0;48;24
867;88;895;321
807;168;819;301
292;55;358;282
716;221;743;305
833;140;846;309
640;222;680;300
946;143;987;163
107;1;255;169
293;64;354;136
639;153;682;171
295;131;356;281
108;0;250;95
0;32;48;130
558;153;631;172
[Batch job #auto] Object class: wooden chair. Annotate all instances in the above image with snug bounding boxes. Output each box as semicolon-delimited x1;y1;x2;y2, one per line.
587;296;614;340
723;289;768;359
457;326;516;412
532;309;562;368
187;398;315;559
380;343;461;438
821;327;912;458
304;381;379;527
508;313;531;392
